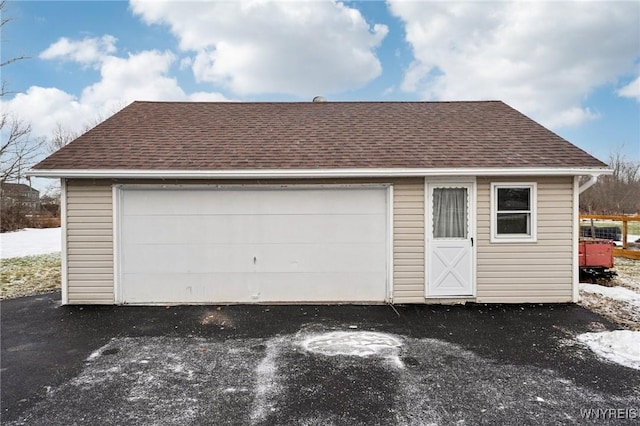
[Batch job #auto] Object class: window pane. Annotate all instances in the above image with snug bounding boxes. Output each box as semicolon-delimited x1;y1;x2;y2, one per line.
433;188;467;238
497;213;530;235
497;188;530;211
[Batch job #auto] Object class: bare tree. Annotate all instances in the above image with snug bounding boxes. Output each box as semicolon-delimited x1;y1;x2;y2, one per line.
0;0;44;183
0;0;29;98
580;149;640;214
0;115;44;182
47;122;78;154
47;104;124;154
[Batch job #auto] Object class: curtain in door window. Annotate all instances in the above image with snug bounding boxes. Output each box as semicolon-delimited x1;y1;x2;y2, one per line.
433;188;467;238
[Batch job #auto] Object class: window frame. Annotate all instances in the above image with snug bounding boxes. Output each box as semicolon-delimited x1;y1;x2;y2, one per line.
490;182;537;243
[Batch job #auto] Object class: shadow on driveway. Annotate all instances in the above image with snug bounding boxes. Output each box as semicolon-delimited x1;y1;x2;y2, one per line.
2;292;639;425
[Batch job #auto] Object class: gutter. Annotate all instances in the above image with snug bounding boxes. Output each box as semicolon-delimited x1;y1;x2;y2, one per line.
578;174;600;194
27;167;613;180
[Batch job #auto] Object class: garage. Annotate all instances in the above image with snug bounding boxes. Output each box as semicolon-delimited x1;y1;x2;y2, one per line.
116;186;390;304
31;101;611;305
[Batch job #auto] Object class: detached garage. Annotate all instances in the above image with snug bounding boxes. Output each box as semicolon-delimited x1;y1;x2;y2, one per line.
30;100;610;305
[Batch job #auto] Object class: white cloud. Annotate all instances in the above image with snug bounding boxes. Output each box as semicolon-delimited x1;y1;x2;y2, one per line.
130;0;387;97
81;50;185;107
2;38;229;140
39;35;117;65
388;1;640;128
618;76;640;101
2;87;93;138
179;56;193;70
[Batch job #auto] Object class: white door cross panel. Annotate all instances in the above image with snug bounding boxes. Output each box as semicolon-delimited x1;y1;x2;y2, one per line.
430;241;473;295
426;182;475;297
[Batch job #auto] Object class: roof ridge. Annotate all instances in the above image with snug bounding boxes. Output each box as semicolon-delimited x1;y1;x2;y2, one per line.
131;100;506;105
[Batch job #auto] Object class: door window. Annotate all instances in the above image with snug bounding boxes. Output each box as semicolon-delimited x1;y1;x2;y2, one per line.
432;187;468;239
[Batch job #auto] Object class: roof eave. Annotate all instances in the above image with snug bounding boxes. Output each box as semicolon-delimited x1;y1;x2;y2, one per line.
28;167;613;179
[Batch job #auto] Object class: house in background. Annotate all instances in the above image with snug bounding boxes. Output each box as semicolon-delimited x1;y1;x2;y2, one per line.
29;100;610;305
0;182;40;212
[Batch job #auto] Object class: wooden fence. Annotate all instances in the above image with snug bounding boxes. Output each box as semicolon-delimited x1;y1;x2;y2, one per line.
579;214;640;260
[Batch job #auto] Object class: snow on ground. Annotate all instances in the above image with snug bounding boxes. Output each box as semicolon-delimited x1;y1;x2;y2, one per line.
611;234;640;247
301;331;403;368
11;332;640;425
577;330;640;370
578;265;640;366
250;338;283;423
580;283;640;309
579;257;640;330
301;331;402;357
0;228;61;259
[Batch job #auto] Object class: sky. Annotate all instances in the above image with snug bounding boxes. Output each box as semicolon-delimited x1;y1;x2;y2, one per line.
1;0;639;192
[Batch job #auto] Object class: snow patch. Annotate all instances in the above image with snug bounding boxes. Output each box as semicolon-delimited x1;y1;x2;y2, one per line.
301;331;403;367
87;349;102;361
577;330;640;370
11;333;640;424
0;228;61;259
580;284;640;308
223;387;248;393
625;234;640;244
250;338;282;422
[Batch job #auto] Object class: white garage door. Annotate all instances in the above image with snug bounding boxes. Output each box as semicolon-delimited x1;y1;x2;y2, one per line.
117;186;389;304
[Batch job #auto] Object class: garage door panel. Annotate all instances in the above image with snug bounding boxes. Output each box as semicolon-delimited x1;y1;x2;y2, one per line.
123;188;385;216
256;244;387;273
122;272;386;303
122;214;386;245
122;243;387;274
119;187;389;304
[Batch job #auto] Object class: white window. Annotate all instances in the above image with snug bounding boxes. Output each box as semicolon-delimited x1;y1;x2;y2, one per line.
491;183;537;242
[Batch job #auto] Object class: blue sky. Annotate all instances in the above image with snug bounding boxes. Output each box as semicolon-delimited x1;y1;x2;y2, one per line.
2;0;639;178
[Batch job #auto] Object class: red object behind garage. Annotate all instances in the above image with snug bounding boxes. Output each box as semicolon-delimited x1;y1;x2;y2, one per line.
579;239;614;269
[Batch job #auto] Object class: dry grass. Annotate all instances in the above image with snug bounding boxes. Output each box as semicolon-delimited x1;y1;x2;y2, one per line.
579;292;640;331
611;257;640;292
0;253;61;300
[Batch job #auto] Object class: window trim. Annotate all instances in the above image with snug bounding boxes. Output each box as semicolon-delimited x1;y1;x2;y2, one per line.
490;182;537;243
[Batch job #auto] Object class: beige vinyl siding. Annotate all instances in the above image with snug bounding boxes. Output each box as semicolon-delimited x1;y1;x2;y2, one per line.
392;179;425;303
64;178;427;304
64;176;575;305
66;180;114;304
476;176;574;303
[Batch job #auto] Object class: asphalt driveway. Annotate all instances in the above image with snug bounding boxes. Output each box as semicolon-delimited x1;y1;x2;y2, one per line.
2;292;639;425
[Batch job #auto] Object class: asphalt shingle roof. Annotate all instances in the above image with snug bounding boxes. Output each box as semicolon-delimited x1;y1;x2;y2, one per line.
33;101;607;171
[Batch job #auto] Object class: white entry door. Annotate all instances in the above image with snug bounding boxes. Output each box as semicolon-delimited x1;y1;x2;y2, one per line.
426;182;475;297
117;186;389;304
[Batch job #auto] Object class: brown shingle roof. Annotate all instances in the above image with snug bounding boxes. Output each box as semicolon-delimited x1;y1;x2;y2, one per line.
33;101;607;171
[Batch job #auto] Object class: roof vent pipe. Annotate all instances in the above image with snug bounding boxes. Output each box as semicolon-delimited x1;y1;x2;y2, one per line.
312;96;327;102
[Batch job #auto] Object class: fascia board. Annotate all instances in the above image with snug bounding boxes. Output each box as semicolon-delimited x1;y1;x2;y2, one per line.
27;167;613;179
